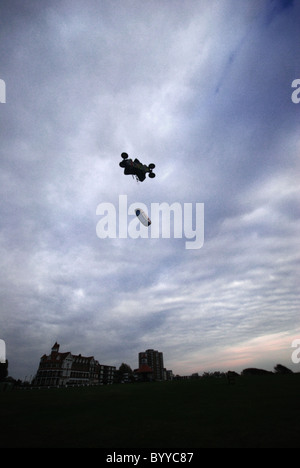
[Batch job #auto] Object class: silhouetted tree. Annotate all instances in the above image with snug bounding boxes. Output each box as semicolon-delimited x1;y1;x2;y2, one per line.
274;364;293;374
116;363;134;383
226;371;239;384
119;363;132;374
241;368;273;376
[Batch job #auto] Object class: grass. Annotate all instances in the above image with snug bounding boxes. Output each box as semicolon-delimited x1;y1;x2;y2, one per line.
1;375;300;448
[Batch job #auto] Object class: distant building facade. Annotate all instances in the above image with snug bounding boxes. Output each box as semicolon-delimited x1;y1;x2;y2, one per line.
138;349;170;381
34;343;115;387
134;352;154;382
99;364;116;385
165;369;174;381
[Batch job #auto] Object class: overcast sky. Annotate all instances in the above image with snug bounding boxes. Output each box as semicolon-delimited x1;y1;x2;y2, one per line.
0;0;300;380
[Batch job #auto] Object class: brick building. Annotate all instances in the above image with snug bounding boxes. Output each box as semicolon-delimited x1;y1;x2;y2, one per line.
34;342;115;387
138;349;164;381
138;349;174;381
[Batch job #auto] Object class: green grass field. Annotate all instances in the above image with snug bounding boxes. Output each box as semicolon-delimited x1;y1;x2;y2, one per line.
1;375;300;448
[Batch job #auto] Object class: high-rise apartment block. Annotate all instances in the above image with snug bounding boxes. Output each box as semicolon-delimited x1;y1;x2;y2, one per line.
139;349;164;381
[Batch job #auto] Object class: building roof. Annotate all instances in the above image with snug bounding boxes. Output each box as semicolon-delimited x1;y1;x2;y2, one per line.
135;364;153;374
41;343;96;364
40;351;72;363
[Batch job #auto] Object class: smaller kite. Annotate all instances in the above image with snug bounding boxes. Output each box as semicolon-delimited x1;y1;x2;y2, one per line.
135;208;151;227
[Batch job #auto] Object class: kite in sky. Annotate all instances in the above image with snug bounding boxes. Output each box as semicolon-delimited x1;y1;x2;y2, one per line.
119;152;156;182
